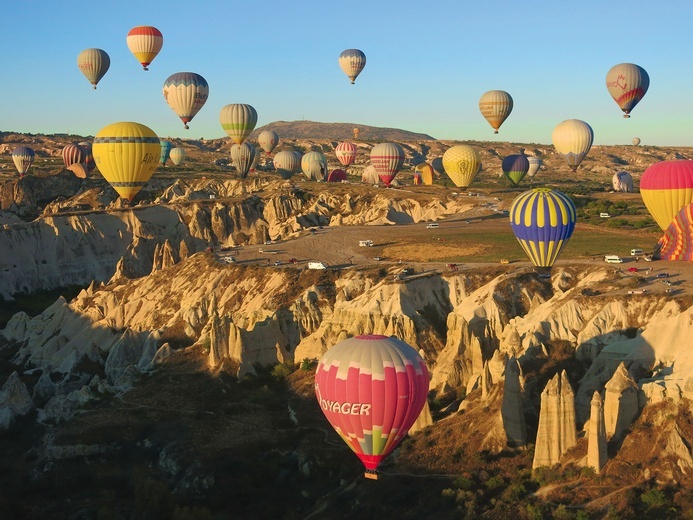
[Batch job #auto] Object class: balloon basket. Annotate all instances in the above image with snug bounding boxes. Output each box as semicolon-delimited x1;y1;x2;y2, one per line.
364;470;379;480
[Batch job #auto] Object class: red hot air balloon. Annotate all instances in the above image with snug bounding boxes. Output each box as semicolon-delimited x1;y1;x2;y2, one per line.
327;169;347;182
315;334;429;479
62;143;87;169
370;143;405;187
335;142;357;168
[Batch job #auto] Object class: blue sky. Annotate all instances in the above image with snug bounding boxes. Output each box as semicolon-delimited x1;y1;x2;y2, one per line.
2;0;692;146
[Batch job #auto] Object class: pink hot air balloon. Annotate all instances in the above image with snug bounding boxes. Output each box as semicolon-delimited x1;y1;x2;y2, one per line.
640;160;693;231
62;143;87;169
335;142;357;168
315;334;429;479
658;203;693;261
370;143;405;187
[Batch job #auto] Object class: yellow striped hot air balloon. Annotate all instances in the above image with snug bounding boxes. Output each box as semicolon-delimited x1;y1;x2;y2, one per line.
92;122;160;201
77;48;110;89
220;104;258;145
442;145;482;188
551;119;593;171
126;26;163;71
509;188;577;268
479;90;513;133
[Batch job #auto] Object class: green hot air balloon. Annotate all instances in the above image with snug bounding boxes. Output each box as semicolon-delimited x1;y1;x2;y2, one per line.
219;104;257;145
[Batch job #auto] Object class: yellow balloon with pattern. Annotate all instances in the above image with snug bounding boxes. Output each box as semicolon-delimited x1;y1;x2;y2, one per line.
414;163;435;185
442;145;482;188
92;122;160;201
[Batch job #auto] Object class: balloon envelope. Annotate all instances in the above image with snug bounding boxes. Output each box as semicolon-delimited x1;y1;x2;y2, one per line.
632;137;641;146
62;144;86;169
163;72;209;129
301;151;328;180
509;188;577;268
92;122;159;201
640;160;693;231
67;163;89;179
160;140;173;166
339;49;366;84
231;142;256;178
479;90;513;133
606;63;649;118
414;163;435;185
361;165;379;184
11;146;34;176
219;104;258;145
658;203;693;261
273;150;300;179
612;171;633;193
551;119;593;171
77;48;110;89
335;142;357;167
327;169;347;182
370;143;405;187
258;130;279;155
314;334;429;477
127;26;163;70
527;156;542;178
442;145;482;188
78;141;96;173
502;154;530;187
170;147;186;166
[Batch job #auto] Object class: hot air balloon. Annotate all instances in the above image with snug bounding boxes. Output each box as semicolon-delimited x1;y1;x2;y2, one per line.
220;104;257;145
335;142;357;168
273;150;300;179
632;137;641;146
502;154;530;187
301;151;328;181
170;147;186;166
442;145;482;188
230;142;256;179
338;49;366;84
361;165;379;184
479;90;513;134
657;203;693;261
327;169;347;182
162;72;209;130
612;171;633;193
413;172;422;185
353;128;360;140
77;48;110;89
551;119;593;171
431;157;445;176
79;141;96;173
258;130;279;155
11;146;34;177
414;163;435;185
250;146;260;173
92;122;159;201
606;63;649;118
640;160;693;231
314;334;429;479
509;188;577;268
527;156;542;178
126;26;163;71
62;143;86;169
370;143;405;187
160;140;173;166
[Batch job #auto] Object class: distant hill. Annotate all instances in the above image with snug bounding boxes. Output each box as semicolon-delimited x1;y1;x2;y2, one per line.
250;120;435;141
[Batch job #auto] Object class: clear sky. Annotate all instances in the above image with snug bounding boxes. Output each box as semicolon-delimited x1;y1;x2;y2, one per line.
2;0;692;146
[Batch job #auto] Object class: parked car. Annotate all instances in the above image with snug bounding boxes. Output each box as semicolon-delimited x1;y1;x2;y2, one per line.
627;267;638;273
656;273;669;279
274;260;282;266
373;256;383;261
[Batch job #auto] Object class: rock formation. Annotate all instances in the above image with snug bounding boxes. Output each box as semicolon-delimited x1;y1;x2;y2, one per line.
533;371;577;469
604;362;639;441
501;357;526;447
0;372;34;429
587;391;607;472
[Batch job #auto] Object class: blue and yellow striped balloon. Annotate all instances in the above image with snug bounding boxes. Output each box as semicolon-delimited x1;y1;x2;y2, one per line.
509;188;576;268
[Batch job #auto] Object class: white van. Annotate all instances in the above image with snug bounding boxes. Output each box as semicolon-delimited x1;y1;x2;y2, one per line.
604;255;623;263
308;262;327;270
359;240;374;247
600;212;611;218
630;249;644;256
426;223;439;229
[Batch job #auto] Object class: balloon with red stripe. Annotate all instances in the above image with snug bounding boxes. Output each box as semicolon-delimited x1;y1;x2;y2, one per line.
315;334;429;479
370;143;405;187
127;26;163;71
335;142;357;167
640;160;693;231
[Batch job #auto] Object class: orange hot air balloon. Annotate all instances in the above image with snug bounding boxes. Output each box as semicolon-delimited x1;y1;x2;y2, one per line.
353;128;360;140
315;335;429;479
127;26;163;71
